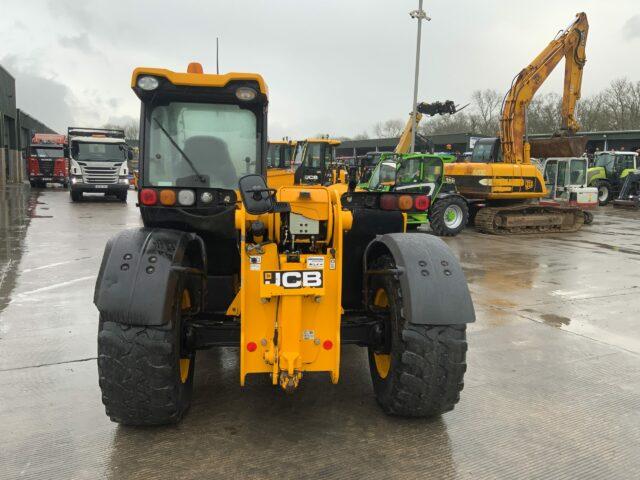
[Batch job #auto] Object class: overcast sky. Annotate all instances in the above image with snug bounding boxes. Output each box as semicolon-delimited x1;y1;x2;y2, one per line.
1;0;639;138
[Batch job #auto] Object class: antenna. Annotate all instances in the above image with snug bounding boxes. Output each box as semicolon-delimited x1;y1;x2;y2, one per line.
216;37;220;74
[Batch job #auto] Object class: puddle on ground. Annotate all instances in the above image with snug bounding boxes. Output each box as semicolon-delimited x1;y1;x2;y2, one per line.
540;313;571;327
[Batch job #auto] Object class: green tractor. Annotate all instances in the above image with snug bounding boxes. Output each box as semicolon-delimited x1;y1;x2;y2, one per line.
361;153;468;236
587;151;638;205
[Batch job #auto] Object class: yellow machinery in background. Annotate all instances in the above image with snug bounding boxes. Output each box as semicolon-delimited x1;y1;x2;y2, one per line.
93;62;475;426
292;137;345;185
266;139;296;188
445;12;589;234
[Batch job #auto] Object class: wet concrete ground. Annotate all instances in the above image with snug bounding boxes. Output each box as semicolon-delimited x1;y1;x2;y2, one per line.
0;185;639;479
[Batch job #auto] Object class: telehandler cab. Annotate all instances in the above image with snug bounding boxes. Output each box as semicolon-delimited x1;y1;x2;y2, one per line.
94;63;475;426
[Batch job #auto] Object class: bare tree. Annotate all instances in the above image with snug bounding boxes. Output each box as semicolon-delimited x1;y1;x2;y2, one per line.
468;89;502;135
338;76;640;140
352;131;370;140
102;120;139;140
526;93;562;134
373;119;405;138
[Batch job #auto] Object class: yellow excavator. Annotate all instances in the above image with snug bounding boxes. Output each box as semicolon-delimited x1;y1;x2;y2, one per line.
445;12;589;234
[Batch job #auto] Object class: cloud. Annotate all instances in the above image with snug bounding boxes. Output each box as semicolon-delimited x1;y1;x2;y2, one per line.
623;15;640;41
58;33;96;54
1;55;75;133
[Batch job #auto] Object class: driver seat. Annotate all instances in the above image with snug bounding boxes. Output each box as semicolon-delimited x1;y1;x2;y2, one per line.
183;136;238;188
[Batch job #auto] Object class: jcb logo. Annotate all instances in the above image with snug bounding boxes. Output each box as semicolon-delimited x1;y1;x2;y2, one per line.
263;271;323;289
524;179;534;190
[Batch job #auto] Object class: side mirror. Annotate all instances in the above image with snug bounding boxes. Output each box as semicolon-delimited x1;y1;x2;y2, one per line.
238;174;274;215
127;150;134;161
64;146;70;158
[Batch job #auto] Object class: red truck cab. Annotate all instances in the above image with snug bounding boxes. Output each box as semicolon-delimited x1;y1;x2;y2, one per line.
28;133;69;188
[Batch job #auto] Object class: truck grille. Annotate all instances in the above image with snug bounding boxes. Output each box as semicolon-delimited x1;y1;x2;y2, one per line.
38;159;55;176
82;165;119;184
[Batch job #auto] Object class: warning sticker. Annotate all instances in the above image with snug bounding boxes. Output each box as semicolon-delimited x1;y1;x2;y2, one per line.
250;263;261;271
329;258;336;270
303;330;315;340
306;256;325;269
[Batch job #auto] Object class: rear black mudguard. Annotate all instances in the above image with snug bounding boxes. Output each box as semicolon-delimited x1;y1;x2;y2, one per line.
364;233;475;325
94;228;206;326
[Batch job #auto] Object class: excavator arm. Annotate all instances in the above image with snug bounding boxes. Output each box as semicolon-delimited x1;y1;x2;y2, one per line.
501;12;588;164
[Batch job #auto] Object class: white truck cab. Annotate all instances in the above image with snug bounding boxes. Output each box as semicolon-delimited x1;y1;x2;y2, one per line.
67;127;132;202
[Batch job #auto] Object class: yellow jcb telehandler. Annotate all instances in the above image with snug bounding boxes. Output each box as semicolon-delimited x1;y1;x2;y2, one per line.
93;62;475;425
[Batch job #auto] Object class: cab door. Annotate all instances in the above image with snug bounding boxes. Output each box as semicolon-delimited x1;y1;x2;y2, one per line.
543;160;558;199
294;142;325;185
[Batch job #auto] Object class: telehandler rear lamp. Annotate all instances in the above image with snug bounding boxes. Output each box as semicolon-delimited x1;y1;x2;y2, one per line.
397;195;413;210
380;194;398;210
140;188;158;205
159;189;177;206
178;189;195;206
414;195;430;210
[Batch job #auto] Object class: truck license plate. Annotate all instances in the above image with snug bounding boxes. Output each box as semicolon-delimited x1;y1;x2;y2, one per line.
95;185;108;189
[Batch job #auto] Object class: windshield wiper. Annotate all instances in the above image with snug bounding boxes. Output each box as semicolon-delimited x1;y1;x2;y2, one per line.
153;119;207;183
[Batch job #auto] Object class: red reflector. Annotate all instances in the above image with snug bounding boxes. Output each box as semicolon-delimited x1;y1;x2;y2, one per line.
140;188;157;205
380;194;398;210
414;195;430;210
323;340;333;350
247;342;257;352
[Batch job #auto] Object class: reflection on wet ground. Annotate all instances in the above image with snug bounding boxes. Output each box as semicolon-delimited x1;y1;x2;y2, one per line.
1;188;639;479
0;185;37;314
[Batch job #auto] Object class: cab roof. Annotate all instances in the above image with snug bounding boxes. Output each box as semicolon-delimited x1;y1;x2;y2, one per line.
131;65;268;96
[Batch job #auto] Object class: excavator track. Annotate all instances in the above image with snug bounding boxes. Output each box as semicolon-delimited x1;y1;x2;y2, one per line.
475;204;584;234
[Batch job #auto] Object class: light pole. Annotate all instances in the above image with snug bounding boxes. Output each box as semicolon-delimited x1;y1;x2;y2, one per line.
409;1;430;153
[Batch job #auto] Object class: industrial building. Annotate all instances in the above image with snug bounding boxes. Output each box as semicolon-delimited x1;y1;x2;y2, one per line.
0;65;56;186
337;130;640;159
337;132;482;157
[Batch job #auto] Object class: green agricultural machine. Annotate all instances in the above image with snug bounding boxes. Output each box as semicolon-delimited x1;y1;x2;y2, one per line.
587;151;638;205
361;153;468;236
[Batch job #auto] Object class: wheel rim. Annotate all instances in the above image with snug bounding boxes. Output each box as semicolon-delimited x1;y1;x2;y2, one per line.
373;288;391;379
598;186;608;202
444;204;464;229
179;289;191;384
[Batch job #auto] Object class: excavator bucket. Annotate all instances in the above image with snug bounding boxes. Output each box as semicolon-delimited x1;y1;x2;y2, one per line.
529;136;587;158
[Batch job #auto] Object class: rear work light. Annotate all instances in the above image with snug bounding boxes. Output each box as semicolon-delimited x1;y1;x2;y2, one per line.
140;188;157;205
414;195;430;210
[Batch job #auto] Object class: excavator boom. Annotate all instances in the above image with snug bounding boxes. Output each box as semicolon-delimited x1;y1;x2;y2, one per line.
501;12;589;164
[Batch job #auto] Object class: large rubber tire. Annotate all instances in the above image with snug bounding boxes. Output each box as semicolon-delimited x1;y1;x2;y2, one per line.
29;180;37;188
595;179;613;206
70;191;82;202
117;191;128;203
97;290;195;426
367;255;468;417
429;196;469;236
